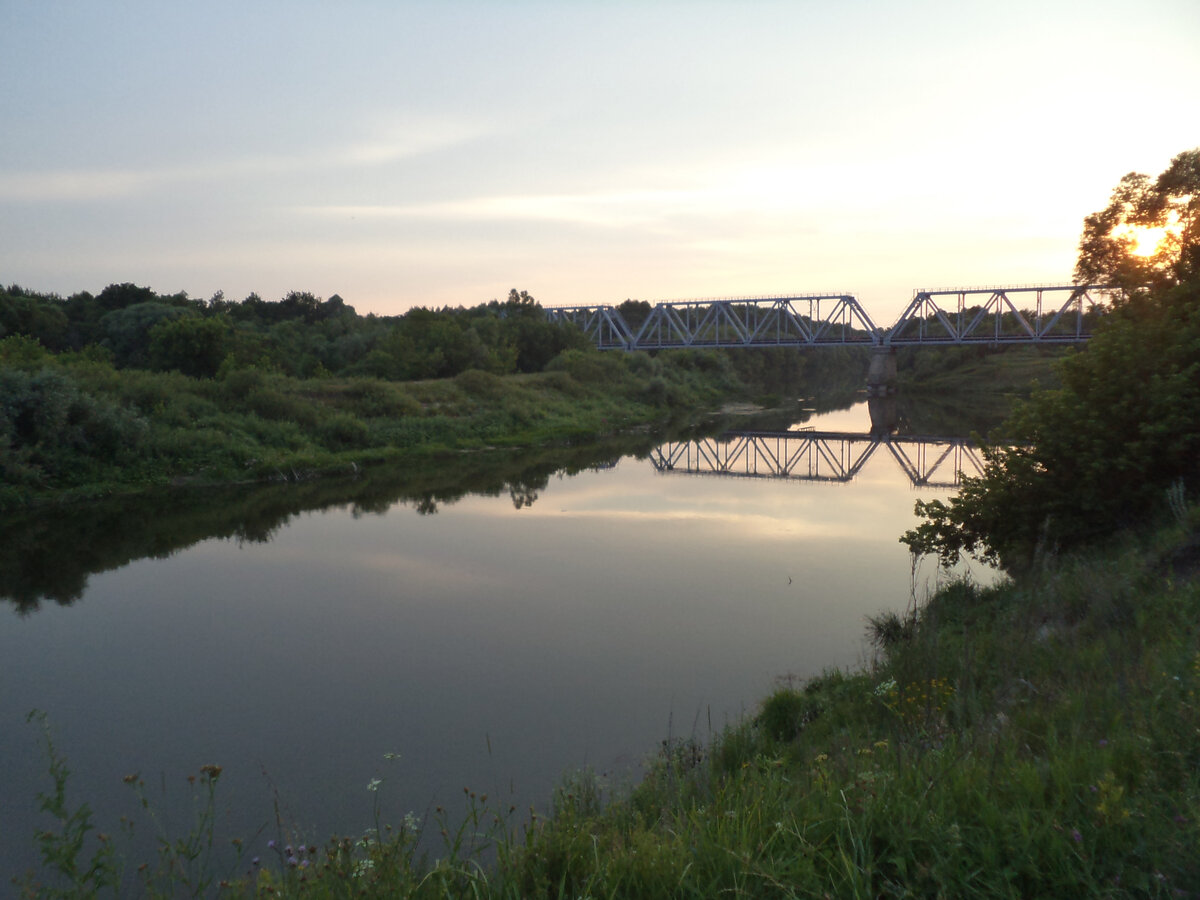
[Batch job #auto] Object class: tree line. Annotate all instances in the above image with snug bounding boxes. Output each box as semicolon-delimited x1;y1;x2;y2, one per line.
0;285;590;381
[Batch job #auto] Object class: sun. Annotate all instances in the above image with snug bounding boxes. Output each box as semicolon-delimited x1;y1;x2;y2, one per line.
1111;210;1183;258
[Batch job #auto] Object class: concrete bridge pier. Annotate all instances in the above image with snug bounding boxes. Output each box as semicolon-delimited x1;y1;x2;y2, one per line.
866;347;898;397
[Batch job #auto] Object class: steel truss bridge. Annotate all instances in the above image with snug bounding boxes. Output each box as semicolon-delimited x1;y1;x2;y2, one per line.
546;284;1113;351
650;430;985;488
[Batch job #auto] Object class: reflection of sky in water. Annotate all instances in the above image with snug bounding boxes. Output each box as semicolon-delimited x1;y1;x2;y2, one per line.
0;403;992;875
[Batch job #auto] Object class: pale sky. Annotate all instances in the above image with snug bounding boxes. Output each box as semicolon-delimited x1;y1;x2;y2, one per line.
2;0;1198;323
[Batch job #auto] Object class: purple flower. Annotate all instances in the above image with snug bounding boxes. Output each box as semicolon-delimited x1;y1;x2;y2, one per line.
1072;829;1083;843
1098;739;1108;747
252;857;260;866
267;840;276;849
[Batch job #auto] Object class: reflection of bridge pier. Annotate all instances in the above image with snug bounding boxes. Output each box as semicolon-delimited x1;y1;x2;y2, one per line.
867;395;898;434
650;430;984;488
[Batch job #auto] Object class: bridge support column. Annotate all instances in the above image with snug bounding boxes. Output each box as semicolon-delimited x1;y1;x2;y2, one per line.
866;347;897;397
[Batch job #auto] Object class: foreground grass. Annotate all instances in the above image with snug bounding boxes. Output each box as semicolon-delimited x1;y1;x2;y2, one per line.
0;341;741;509
493;512;1200;899
19;505;1200;898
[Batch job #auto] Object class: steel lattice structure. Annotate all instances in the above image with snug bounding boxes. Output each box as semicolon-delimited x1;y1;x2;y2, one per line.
649;430;985;488
546;294;879;350
883;285;1112;346
546;285;1113;350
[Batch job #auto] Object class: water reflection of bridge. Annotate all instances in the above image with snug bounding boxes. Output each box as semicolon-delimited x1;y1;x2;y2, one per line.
650;430;985;488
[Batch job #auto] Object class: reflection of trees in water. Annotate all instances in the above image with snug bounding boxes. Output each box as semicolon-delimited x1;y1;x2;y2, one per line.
2;387;998;614
0;433;668;614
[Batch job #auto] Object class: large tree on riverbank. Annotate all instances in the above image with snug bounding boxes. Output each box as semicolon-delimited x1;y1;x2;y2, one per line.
903;150;1200;570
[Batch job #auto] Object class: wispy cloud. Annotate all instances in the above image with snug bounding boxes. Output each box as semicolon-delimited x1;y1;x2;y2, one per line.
0;116;491;203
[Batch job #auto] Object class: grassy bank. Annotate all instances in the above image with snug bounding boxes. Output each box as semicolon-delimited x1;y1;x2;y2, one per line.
20;507;1200;897
0;339;743;509
488;508;1200;898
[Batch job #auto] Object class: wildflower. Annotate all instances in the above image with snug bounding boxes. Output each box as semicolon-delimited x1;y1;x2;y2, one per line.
367;778;382;792
252;857;260;866
1098;739;1108;747
814;753;829;764
1072;829;1083;843
268;840;276;850
199;764;222;780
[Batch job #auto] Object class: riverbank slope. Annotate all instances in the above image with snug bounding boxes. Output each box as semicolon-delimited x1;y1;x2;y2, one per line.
1;341;746;509
492;510;1200;897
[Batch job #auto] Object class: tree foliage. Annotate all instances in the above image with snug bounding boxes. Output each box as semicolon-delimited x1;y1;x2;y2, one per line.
905;150;1200;571
0;283;591;383
1076;147;1200;290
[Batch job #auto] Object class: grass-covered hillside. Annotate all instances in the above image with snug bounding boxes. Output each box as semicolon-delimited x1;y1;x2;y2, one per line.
0;337;743;509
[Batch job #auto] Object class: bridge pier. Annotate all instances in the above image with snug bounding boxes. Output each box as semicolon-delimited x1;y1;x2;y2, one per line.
866;347;897;397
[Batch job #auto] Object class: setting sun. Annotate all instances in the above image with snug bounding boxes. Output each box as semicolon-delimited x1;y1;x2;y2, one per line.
1112;211;1183;258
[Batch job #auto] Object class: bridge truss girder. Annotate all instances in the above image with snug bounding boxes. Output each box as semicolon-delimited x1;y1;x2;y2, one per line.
883;285;1112;346
544;305;635;349
632;295;879;349
546;294;879;350
649;431;984;488
548;284;1113;352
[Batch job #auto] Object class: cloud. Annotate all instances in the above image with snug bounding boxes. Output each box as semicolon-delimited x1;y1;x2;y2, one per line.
0;116;491;204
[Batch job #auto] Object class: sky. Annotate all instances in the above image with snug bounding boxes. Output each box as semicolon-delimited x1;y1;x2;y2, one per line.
2;1;1198;324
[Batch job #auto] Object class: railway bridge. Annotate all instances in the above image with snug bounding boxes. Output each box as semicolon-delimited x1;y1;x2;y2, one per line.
546;284;1112;394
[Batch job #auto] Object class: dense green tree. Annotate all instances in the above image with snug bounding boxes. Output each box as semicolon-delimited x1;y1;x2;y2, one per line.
99;302;191;368
904;151;1200;571
148;315;231;378
0;288;69;350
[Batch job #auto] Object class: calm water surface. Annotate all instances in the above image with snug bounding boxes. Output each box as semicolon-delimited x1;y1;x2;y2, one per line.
1;400;993;878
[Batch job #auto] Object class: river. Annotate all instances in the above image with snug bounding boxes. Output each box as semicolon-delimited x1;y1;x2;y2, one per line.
0;397;997;882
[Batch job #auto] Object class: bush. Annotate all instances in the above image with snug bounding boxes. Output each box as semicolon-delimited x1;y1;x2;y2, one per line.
454;368;505;399
545;349;628;385
318;412;370;449
0;367;146;484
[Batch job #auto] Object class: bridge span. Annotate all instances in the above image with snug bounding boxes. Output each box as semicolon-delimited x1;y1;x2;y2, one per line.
650;429;985;488
546;284;1112;351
